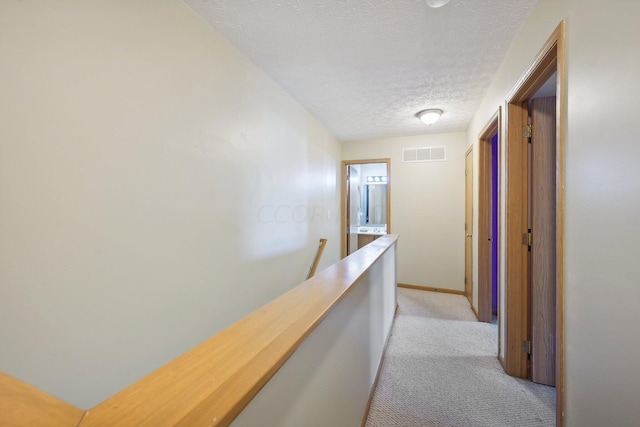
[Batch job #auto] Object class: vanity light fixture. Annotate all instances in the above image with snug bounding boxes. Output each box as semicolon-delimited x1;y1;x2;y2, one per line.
416;109;443;125
426;0;450;8
366;176;388;183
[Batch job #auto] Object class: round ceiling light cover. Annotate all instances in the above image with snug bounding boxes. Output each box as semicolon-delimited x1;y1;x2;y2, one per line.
426;0;451;8
416;109;443;125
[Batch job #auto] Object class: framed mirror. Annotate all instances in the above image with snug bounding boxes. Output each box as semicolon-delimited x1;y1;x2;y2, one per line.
363;183;387;225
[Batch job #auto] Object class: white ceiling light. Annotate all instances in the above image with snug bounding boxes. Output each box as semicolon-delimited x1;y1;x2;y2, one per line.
426;0;451;8
416;109;443;125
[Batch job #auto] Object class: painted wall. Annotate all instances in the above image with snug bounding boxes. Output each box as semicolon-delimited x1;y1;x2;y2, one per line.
467;0;640;425
342;133;465;291
0;0;341;408
234;243;397;427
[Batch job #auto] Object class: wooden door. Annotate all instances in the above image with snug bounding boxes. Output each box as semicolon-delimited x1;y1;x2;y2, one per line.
530;97;557;386
346;165;360;255
478;139;492;322
465;148;473;305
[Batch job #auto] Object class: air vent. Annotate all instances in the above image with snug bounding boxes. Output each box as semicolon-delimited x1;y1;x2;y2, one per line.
402;146;446;163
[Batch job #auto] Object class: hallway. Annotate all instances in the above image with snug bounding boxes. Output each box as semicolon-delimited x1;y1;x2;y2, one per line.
366;288;555;427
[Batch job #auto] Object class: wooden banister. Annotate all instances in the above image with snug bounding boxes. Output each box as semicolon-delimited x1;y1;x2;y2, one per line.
1;235;398;427
0;371;84;427
307;237;328;279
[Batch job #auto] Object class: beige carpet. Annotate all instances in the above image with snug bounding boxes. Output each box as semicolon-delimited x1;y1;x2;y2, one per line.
365;288;555;427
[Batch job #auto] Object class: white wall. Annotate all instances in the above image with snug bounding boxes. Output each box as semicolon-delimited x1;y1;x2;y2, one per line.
342;133;465;291
467;1;640;425
0;0;341;408
360;163;388;179
233;242;397;427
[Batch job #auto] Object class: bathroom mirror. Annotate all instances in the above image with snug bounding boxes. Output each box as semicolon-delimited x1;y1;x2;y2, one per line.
363;183;387;225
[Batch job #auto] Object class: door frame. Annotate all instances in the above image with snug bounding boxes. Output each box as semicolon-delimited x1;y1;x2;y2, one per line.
346;165;360;256
478;108;501;326
340;159;391;258
503;21;565;425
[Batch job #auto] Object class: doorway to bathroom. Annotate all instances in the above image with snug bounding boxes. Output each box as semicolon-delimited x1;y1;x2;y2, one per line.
341;159;391;258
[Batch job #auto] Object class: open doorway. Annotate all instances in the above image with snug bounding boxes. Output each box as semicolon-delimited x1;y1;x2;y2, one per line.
503;21;565;426
341;159;391;258
478;108;501;336
464;148;474;307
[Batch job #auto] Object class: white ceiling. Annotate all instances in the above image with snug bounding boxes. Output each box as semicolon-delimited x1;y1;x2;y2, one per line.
184;0;538;141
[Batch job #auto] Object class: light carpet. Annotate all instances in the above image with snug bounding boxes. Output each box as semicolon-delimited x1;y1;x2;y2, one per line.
365;288;555;427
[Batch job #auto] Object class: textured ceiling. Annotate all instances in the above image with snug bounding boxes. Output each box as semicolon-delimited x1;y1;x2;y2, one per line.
184;0;538;141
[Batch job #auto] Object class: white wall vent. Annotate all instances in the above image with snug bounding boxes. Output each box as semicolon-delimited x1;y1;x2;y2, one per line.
402;146;446;163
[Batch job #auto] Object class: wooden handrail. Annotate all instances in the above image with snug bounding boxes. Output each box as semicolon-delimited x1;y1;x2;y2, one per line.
0;235;398;427
307;237;328;279
0;371;84;427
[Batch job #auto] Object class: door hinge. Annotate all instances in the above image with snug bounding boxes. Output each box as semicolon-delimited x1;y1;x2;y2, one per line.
521;230;533;248
523;124;533;139
464;277;467;285
522;340;532;355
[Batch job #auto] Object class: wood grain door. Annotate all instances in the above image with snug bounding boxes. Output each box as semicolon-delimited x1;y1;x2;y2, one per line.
465;148;474;305
530;96;557;386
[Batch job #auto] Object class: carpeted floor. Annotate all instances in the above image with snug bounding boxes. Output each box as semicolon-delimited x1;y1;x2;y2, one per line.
365;288;555;427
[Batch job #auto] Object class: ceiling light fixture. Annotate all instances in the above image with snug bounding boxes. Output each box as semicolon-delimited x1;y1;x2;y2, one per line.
426;0;450;8
416;109;443;125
